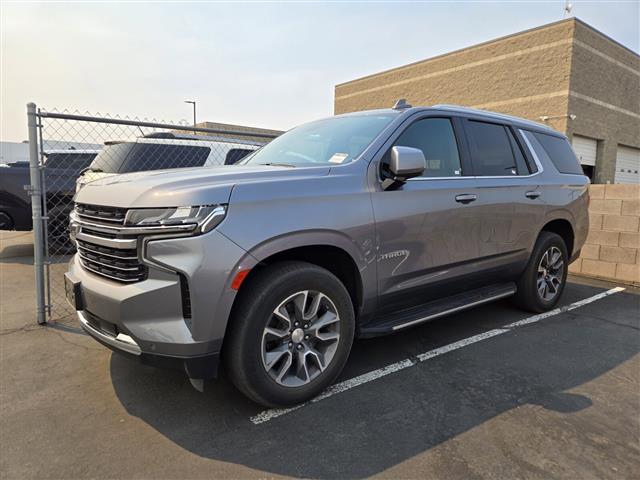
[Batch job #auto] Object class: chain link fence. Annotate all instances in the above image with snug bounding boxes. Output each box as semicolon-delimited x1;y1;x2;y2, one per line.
25;104;280;322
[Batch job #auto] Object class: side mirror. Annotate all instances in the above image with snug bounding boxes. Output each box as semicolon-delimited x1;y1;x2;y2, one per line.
383;146;426;190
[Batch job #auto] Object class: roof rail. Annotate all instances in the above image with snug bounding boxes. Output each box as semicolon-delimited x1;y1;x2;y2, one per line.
432;104;553;130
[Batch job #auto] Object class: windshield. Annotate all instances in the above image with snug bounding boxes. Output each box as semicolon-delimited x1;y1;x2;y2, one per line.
241;114;396;167
89;142;211;173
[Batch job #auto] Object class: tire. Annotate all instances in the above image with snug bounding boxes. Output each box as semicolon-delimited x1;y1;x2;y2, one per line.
223;261;355;408
0;212;14;230
513;231;569;313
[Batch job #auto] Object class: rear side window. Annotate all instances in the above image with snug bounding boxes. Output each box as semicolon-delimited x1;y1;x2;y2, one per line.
531;132;583;175
225;148;254;165
118;144;211;173
466;121;524;176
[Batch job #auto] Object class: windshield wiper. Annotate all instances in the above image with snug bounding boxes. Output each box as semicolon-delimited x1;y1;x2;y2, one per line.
259;163;296;168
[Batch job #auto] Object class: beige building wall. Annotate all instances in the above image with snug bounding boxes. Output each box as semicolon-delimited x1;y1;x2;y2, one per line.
335;20;576;128
569;185;640;285
565;21;640;183
335;18;640;183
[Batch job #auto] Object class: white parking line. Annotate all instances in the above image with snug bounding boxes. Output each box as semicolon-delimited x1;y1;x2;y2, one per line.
250;286;625;425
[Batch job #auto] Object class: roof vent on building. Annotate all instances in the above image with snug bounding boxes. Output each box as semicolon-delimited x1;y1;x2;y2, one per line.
392;99;412;110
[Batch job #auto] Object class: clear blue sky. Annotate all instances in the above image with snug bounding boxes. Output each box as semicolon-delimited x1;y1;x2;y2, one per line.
1;1;638;141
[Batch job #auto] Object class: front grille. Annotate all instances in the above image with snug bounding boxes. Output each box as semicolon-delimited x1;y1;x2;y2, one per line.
76;238;147;283
76;203;127;225
81;227;118;239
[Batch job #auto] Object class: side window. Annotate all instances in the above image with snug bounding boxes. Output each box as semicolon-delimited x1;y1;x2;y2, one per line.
531;132;583;175
507;130;531;174
225;148;254;165
382;118;462;178
466;120;521;176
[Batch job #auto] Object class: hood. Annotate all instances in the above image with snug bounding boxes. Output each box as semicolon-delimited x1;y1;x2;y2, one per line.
74;165;331;208
77;171;116;190
79;171;116;184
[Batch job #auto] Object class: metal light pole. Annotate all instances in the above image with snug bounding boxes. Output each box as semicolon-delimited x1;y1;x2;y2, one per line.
184;100;196;134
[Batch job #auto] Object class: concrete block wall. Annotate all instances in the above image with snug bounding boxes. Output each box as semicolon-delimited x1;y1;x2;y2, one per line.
569;184;640;284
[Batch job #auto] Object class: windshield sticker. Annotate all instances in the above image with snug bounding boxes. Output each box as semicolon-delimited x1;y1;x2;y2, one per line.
329;153;349;164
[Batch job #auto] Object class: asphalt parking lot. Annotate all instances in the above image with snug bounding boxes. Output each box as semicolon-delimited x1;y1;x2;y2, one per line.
1;231;639;479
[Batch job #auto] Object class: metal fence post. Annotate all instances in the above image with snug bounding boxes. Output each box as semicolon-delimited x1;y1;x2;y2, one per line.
27;102;46;325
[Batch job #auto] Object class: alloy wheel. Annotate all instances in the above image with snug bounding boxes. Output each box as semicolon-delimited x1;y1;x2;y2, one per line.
537;246;565;301
261;290;341;387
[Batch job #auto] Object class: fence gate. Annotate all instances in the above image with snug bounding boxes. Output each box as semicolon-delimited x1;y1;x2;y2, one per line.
26;103;279;323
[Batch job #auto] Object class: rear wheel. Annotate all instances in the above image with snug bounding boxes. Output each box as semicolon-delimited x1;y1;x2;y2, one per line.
224;261;355;407
0;212;14;230
513;232;568;313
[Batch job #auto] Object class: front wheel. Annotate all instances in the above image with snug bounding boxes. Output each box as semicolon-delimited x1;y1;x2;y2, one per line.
513;231;568;313
223;261;355;408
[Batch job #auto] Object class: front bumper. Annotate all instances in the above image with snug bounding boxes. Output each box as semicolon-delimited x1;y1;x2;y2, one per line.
68;229;255;378
78;310;220;378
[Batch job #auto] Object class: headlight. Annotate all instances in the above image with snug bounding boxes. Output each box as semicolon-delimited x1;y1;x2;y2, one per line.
124;205;227;234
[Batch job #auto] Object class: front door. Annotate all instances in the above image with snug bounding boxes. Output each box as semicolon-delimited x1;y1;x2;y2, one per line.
371;115;481;314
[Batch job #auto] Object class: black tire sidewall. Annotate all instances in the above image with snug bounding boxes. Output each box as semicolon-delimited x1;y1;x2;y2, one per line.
523;232;569;311
227;262;355;407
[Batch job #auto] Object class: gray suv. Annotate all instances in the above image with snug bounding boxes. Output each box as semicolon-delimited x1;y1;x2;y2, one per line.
65;102;589;407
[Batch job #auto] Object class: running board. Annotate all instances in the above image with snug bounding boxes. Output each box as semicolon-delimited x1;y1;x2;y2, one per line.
361;283;517;336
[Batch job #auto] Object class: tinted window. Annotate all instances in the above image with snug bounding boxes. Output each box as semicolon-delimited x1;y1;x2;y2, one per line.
89;143;210;173
225;148;254;165
89;143;134;173
532;132;583;175
467;121;519;176
119;144;210;173
383;118;461;178
45;153;96;172
507;131;531;174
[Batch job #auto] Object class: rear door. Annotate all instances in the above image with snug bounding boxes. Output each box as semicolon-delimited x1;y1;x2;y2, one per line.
459;118;546;279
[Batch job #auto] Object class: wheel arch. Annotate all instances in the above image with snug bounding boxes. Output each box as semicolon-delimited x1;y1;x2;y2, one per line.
539;218;575;257
224;230;374;330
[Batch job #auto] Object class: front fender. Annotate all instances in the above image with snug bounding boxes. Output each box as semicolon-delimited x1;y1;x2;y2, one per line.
214;228;377;342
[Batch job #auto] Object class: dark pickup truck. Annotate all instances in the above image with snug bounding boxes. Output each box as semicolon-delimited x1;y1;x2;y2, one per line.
0;150;98;243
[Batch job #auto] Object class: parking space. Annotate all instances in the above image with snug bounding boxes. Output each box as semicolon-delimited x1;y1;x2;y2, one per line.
1;232;638;479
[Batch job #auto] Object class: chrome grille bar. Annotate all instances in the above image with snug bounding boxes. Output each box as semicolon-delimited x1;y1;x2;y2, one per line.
77;243;138;261
73;203;148;283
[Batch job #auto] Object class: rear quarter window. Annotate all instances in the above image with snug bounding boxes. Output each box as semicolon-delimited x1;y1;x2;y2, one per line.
530;132;583;175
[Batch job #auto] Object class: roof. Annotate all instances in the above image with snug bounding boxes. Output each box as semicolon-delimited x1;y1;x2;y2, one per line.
43;149;100;154
142;132;266;146
334;103;559;134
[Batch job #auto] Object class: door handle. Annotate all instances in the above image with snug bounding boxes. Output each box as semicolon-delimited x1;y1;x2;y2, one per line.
455;194;477;204
525;191;541;199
